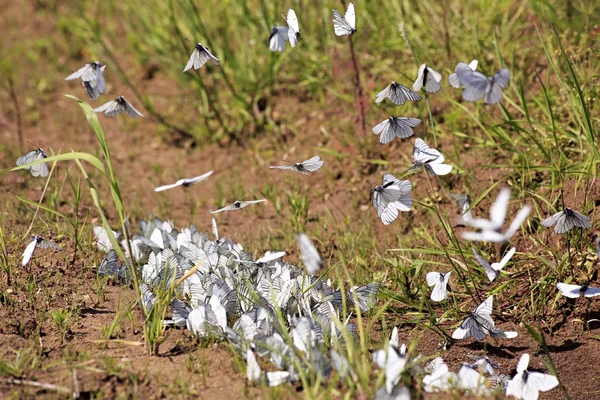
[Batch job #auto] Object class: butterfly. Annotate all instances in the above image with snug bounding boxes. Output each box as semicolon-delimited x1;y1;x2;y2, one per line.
16;148;48;177
411;138;453;176
413;64;442;93
448;60;478;88
349;282;380;312
22;235;61;267
93;96;144;118
541;208;591;234
473;247;516;282
457;68;510;104
375;82;421;105
186;304;224;338
332;2;356;36
451;194;473;224
184;43;220;72
373;343;407;394
457;362;489;393
98;249;120;277
462;188;531;242
372;117;422;144
93;226;121;252
452;295;495;341
296;233;323;275
270;156;323;174
269;26;289;52
506;354;559;400
422;358;458;393
65;61;107;100
285;9;300;47
426;271;451;302
211;199;266;214
372;174;413;225
153;171;213;192
556;282;600;298
211;218;219;240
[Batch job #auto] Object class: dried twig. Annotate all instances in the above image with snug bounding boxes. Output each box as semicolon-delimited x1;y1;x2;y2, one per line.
4;378;71;394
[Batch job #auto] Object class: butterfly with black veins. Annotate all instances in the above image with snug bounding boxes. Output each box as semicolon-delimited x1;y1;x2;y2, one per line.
269;26;289;52
451;193;473;224
349;282;380;312
452;295;495;341
372;343;407;394
98;249;120;277
153;170;213;192
411;138;453;176
473;247;516;282
269;156;324;174
16;148;48;178
211;199;266;214
541;207;591;234
93;96;144;118
458;362;489;394
426;271;451;302
556;282;600;298
22;235;61;267
332;2;356;36
372;116;422;144
462;187;531;243
285;9;300;47
448;60;479;88
375;82;421;105
457;67;510;104
506;354;559;400
413;64;442;93
372;173;413;225
422;358;458;393
183;43;220;72
296;233;323;275
65;61;107;100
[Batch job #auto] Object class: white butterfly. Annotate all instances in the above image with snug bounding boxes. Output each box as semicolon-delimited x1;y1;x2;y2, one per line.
372;117;422;144
541;208;591;234
22;236;61;267
374;385;411;400
413;64;442;93
16;148;48;177
211;218;219;240
332;2;356;36
211;199;266;214
372;174;413;225
296;233;323;275
451;194;473;224
411;138;453;176
458;362;489;393
153;171;213;192
462;188;531;242
422;358;458;393
65;61;107;100
93;226;121;252
426;271;451;302
556;282;600;298
186;304;223;338
457;68;510;104
269;26;289;52
349;282;380;312
506;354;558;400
183;43;220;72
473;247;516;282
285;9;300;47
270;156;323;174
375;82;421;105
372;344;407;394
93;96;144;118
452;295;495;341
490;327;518;339
448;60;478;88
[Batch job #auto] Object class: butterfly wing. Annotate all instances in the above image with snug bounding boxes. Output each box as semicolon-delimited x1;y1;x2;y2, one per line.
583;286;600;298
556;282;582;298
375;84;395;104
569;209;592;230
38;239;60;250
93;100;116;114
424;66;442;93
496;247;516;270
65;65;90;81
430;274;449;302
521;372;558;399
426;272;441;287
504;205;531;240
344;2;356;30
246;349;262;382
269;27;288;52
301;156;324;172
379;203;399;225
123;98;144;118
154;182;181;192
297;233;323;275
485;68;510;104
413;64;426;92
461;72;489;102
332;8;353;36
475;295;494;318
286;9;300;47
184;48;198;72
372;119;394;144
472;248;496;281
21;239;37;266
94;64;106;94
350;282;380;312
203;46;220;65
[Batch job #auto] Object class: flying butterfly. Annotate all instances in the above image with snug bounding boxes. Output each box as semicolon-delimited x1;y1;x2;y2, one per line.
452;295;495;341
65;61;107;100
285;9;300;47
448;60;478;88
375;82;421;105
93;96;144;118
332;2;356;36
473;247;516;282
411;138;453;176
457;68;510;104
154;171;214;192
506;354;559;400
269;26;289;52
296;233;323;275
451;194;473;224
372;117;422;144
426;271;451;302
211;199;267;214
413;64;442;93
22;235;61;267
184;43;220;72
270;156;324;174
16;148;49;177
372;173;413;225
556;282;600;299
541;208;591;234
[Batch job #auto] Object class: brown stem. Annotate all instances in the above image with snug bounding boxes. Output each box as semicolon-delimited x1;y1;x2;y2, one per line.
8;77;23;151
347;35;366;138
